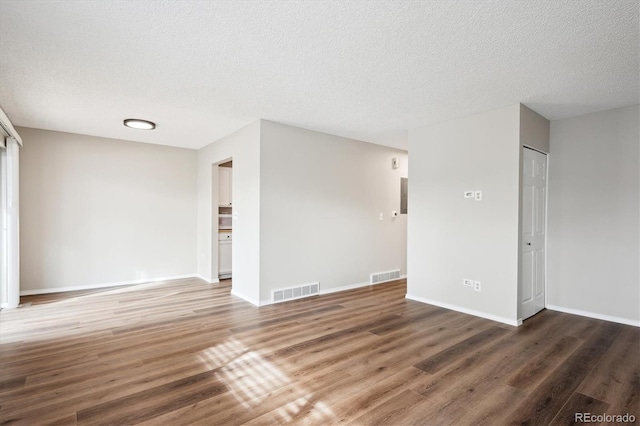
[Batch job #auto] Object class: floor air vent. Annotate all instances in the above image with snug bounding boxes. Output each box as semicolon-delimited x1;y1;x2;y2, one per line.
370;269;401;285
272;282;319;304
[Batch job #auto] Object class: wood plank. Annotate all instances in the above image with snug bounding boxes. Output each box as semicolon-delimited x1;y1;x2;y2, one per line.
368;307;448;336
0;277;637;425
504;322;621;425
0;410;78;426
344;316;494;377
549;392;610;426
143;368;356;426
229;304;344;333
507;335;579;391
577;325;640;415
413;326;510;374
76;370;229;425
330;366;433;423
0;357;214;419
347;388;426;426
289;314;401;352
0;377;25;393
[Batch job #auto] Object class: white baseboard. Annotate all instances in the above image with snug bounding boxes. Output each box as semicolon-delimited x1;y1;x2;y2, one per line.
319;276;403;296
319;280;369;295
230;289;260;307
195;274;211;283
20;274;200;296
405;293;520;327
546;304;640;327
194;275;220;284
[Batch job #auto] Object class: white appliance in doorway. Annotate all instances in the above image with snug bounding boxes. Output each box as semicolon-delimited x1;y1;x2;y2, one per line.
520;147;548;320
218;213;232;230
218;231;232;279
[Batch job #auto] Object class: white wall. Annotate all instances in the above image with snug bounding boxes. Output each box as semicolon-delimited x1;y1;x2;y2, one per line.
547;105;639;326
259;121;408;303
407;105;521;325
520;104;550;153
19;127;198;293
196;121;261;304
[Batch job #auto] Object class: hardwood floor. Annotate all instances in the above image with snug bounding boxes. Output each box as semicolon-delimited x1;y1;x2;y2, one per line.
0;278;637;425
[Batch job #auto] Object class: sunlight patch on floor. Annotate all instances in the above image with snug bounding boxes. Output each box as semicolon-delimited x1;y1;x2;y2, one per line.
198;337;336;423
273;396;335;423
0;281;187;344
198;337;248;368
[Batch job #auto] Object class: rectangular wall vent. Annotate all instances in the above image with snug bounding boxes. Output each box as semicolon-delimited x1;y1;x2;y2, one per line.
370;269;401;285
272;282;319;304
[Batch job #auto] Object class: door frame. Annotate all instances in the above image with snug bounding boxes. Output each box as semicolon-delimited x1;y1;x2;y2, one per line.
211;158;233;282
519;145;549;323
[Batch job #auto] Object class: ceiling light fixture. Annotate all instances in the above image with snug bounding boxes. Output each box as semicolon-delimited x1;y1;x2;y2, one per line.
124;119;156;130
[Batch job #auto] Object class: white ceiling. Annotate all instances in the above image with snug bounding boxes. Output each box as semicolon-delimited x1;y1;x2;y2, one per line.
0;0;638;150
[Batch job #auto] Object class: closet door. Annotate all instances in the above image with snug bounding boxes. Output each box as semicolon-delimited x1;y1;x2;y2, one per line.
521;147;547;320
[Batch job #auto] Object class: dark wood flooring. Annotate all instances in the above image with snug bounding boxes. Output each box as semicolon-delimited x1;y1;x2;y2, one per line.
0;278;637;425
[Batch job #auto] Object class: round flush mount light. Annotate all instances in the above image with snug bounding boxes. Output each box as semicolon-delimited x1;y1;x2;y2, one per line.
124;119;156;130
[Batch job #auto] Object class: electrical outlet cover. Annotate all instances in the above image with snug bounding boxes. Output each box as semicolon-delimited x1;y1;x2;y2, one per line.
474;281;481;292
463;278;474;286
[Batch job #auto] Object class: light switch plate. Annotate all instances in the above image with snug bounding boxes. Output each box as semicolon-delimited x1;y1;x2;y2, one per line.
464;191;474;198
463;278;474;286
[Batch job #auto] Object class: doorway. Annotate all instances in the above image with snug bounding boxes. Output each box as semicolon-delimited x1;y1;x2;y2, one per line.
520;147;548;320
214;160;233;281
0;145;7;307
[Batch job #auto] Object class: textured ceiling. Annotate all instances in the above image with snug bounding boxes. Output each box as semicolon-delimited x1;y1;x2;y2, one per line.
0;0;638;150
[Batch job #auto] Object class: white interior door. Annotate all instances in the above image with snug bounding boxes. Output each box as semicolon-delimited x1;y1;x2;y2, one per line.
521;147;547;320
